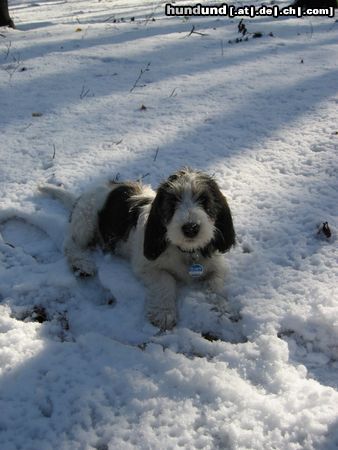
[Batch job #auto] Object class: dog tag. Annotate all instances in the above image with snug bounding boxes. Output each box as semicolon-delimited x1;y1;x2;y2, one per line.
188;263;204;278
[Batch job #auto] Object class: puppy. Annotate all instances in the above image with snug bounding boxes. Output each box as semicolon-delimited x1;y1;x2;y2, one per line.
39;168;235;329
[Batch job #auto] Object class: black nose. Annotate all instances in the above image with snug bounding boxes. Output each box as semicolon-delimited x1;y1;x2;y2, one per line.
182;222;200;238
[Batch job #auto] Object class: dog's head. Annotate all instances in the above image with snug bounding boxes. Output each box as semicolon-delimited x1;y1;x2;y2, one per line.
144;168;235;260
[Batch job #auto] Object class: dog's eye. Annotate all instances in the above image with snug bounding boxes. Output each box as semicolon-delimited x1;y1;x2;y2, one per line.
197;193;209;208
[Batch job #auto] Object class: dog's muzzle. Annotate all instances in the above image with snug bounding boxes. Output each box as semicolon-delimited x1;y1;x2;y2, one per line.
181;222;200;238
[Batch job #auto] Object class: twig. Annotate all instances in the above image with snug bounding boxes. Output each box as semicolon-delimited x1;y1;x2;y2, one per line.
130;62;151;93
153;147;159;161
144;14;153;26
220;39;224;57
144;0;161;25
52;143;56;159
137;173;150;182
185;25;209;38
5;40;11;59
238;19;247;36
4;54;21;81
169;88;177;98
186;25;195;37
308;21;313;39
191;28;209;36
20;123;32;131
80;85;90;99
102;139;123;150
81;26;90;40
103;15;116;23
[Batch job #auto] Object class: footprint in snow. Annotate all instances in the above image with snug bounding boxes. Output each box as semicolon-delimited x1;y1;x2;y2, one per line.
0;217;61;264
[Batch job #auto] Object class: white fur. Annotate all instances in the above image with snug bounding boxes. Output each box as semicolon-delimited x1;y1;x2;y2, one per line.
166;193;215;252
128;204;227;329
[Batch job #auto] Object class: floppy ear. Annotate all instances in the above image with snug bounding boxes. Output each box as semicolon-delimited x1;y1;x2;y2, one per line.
144;190;168;260
210;181;235;253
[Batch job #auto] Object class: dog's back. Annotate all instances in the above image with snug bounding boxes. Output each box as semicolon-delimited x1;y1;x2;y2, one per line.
98;182;153;252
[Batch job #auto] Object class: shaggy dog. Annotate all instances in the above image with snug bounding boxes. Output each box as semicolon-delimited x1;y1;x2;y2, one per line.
39;168;235;329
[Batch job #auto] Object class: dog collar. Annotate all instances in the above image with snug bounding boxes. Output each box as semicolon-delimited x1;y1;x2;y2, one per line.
176;247;205;278
177;245;196;254
177;246;200;261
188;263;204;278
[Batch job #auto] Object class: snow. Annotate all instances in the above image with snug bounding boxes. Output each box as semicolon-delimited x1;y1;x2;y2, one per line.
1;0;338;448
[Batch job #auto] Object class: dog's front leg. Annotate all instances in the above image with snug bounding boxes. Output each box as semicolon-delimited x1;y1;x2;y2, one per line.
207;270;226;296
206;255;227;295
64;234;97;277
143;270;177;330
206;270;240;320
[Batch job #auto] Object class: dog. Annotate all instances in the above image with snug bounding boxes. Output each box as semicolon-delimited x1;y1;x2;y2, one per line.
39;168;235;330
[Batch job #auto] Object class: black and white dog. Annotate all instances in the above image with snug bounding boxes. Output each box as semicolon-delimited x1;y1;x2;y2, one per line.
39;168;235;329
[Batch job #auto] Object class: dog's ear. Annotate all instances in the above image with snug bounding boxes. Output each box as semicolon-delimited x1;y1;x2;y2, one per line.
209;180;235;253
144;189;168;260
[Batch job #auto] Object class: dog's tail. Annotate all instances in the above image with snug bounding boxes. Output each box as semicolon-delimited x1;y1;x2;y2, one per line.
38;184;77;210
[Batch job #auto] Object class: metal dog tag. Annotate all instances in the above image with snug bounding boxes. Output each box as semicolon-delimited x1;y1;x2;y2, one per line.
188;263;204;278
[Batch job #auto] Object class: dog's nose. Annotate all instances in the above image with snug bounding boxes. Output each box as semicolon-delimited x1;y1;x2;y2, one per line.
182;222;200;238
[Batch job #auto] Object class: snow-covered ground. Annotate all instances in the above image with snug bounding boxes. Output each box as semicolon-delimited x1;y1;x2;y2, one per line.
1;1;338;448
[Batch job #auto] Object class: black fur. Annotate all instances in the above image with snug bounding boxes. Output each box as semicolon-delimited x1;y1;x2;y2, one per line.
143;185;173;260
204;177;236;254
98;182;150;251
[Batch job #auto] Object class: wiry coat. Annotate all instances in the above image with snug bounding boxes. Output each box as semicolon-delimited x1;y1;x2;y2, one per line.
39;168;235;329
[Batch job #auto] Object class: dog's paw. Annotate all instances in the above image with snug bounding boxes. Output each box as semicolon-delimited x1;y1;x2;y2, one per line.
71;260;97;278
147;307;177;331
206;291;241;322
206;277;225;296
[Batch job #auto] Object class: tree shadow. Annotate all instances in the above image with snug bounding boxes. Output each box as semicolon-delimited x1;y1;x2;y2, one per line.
1;14;337;150
18;20;55;30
